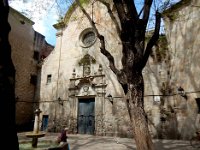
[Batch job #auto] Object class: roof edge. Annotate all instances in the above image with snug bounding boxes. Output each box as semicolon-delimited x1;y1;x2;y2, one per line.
162;0;192;15
9;6;35;25
53;0;90;29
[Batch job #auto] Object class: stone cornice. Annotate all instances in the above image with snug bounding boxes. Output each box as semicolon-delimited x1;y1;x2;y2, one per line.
53;21;66;30
69;74;105;81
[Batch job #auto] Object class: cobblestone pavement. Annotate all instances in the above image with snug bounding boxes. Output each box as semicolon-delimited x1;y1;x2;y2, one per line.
18;132;198;150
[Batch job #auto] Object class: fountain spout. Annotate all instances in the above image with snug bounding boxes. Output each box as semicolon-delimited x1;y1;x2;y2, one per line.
33;108;42;133
26;108;45;148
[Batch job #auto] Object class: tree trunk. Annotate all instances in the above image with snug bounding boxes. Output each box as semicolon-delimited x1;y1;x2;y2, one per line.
128;72;154;150
76;1;160;149
0;0;19;149
131;107;154;150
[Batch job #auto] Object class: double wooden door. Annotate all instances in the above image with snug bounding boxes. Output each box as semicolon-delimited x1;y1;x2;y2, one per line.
78;98;95;134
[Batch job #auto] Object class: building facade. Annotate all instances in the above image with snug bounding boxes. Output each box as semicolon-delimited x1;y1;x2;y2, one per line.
161;0;200;139
39;0;200;139
9;7;54;131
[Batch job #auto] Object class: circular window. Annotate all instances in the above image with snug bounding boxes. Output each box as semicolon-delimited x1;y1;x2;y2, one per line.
79;28;96;48
82;32;95;46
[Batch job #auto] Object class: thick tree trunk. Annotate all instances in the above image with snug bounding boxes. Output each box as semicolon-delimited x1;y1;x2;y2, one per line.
76;1;159;149
128;72;154;150
0;0;19;149
131;107;154;150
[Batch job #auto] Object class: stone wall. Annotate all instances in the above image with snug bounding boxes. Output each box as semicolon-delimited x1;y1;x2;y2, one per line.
156;0;200;139
39;1;130;136
39;0;200;139
9;7;54;131
9;7;36;130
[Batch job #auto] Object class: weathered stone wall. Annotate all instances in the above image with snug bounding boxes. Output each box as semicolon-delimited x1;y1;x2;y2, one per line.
40;0;200;139
141;0;200;139
8;7;53;131
40;1;131;136
9;7;36;129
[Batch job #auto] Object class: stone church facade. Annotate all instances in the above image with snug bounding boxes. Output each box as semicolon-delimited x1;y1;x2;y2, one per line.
39;0;200;139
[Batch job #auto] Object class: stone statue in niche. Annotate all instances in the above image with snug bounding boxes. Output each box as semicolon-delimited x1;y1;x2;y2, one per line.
83;65;91;77
78;54;96;77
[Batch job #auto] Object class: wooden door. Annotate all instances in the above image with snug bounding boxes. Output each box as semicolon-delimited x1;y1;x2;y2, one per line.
78;98;95;134
41;115;49;131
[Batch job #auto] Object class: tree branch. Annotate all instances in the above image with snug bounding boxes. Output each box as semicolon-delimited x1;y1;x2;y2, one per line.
113;0;127;26
76;0;120;75
98;35;119;74
96;0;121;38
138;6;144;18
76;0;129;94
143;0;153;27
141;11;161;69
124;0;138;21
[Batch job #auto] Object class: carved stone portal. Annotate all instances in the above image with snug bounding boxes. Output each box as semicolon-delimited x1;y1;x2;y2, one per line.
68;54;107;135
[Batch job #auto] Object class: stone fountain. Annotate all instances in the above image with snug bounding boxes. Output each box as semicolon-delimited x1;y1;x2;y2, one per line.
25;108;46;148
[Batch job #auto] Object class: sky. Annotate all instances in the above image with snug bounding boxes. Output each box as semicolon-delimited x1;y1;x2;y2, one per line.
9;0;63;46
9;0;180;46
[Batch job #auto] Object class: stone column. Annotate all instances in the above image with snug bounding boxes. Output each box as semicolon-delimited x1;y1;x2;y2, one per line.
33;108;42;134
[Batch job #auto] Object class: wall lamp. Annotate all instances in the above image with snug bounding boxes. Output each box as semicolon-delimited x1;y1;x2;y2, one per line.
107;94;113;104
58;97;63;105
177;86;187;99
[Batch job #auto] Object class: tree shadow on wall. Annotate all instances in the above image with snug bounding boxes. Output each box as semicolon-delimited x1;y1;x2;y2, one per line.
156;106;180;140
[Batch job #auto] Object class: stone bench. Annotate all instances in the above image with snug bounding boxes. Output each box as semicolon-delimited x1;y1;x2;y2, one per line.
48;142;69;150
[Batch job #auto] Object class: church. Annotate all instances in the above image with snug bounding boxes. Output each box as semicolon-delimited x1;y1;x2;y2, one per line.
39;0;200;139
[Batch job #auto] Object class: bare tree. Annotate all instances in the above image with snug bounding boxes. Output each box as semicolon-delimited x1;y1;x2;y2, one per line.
75;0;163;149
0;0;19;149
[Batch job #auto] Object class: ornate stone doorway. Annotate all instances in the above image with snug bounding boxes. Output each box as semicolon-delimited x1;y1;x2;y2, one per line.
68;54;107;135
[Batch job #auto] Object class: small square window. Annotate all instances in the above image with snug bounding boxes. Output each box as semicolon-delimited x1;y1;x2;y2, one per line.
47;74;52;84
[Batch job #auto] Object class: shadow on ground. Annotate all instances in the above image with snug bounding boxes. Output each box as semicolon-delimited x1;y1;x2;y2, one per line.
18;133;196;150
